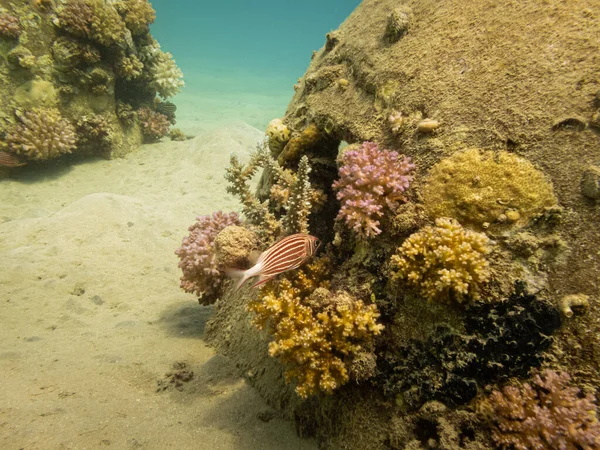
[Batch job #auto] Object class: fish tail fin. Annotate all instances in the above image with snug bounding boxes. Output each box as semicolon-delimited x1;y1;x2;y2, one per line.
224;268;249;291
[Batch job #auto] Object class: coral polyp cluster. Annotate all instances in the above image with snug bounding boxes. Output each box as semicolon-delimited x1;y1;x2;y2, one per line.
487;369;600;449
175;211;241;305
6;108;78;160
390;217;492;303
248;258;384;398
333;141;414;238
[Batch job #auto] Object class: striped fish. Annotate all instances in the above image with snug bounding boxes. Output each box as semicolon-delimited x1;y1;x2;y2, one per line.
226;233;321;290
0;151;26;168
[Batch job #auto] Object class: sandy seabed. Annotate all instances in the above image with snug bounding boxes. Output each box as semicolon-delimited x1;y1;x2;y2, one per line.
0;119;316;449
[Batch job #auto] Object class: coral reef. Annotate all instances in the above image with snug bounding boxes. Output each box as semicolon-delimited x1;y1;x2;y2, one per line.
6;108;77;160
487;369;600;450
248;258;384;398
390;218;492;303
137;107;170;142
332;141;415;238
175;211;241;306
422;149;557;231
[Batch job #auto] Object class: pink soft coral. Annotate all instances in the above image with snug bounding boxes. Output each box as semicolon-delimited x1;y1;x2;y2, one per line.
489;369;600;450
175;211;241;305
333;142;415;238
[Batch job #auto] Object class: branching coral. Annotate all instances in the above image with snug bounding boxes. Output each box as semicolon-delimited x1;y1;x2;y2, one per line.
225;142;317;241
115;54;144;80
281;156;313;234
137;107;170;142
333;141;415;238
6;108;78;160
390;218;491;303
488;369;600;450
175;211;241;306
0;12;21;39
422;148;557;231
248;258;384;398
114;0;156;36
150;51;184;99
56;0;127;47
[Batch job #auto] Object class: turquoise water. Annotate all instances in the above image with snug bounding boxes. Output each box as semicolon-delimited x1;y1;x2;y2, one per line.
150;0;361;131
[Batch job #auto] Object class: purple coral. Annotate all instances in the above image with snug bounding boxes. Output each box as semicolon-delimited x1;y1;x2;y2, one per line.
6;108;78;160
489;369;600;450
138;107;170;142
0;13;21;39
332;141;415;238
175;211;241;305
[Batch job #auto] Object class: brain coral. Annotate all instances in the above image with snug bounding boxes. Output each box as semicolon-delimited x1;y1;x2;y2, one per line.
390;217;491;303
422;149;557;231
6;108;77;160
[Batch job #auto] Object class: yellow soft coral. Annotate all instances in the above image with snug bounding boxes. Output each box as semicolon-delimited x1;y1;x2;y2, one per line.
248;258;383;398
390;218;492;303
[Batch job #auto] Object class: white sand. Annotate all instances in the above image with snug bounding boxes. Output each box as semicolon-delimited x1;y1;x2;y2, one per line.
0;120;315;449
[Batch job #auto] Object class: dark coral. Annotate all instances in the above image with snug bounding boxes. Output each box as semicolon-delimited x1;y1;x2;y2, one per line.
374;284;561;410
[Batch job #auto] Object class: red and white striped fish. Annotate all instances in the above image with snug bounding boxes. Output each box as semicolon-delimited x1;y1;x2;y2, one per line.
226;233;321;290
0;151;26;168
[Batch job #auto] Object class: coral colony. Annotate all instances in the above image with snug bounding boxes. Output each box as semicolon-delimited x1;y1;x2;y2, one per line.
333;141;415;238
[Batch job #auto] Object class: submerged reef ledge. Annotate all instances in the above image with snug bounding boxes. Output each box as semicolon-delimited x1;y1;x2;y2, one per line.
181;0;600;448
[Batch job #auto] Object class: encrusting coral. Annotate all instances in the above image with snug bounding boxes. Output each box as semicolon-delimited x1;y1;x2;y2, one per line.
6;108;78;160
248;257;384;398
333;141;415;238
175;211;241;306
422;148;557;231
487;369;600;450
390;217;492;303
